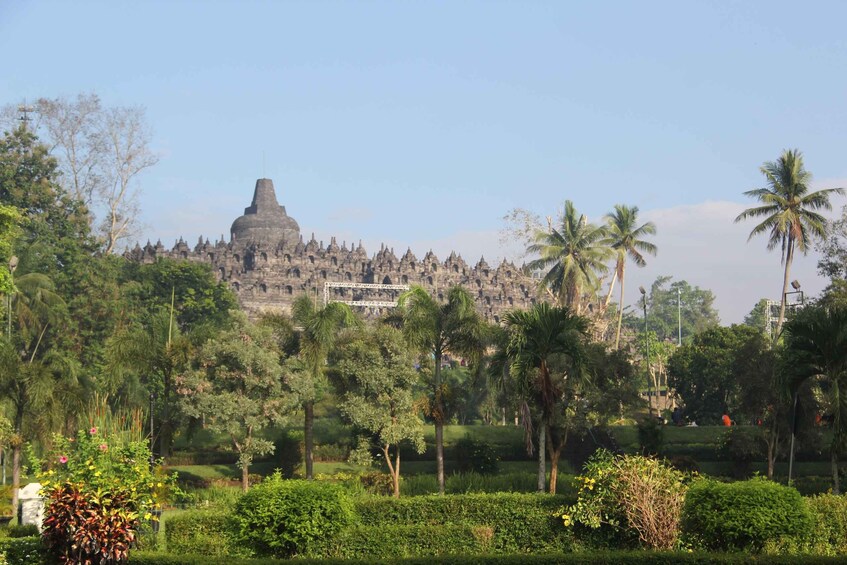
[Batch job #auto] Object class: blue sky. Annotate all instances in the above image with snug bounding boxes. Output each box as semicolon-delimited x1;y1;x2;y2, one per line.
2;1;846;322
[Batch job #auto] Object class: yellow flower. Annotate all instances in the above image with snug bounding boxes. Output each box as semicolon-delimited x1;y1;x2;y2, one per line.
144;512;152;520
156;482;163;488
88;465;95;471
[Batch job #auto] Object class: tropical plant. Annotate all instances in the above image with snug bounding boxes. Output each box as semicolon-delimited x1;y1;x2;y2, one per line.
289;294;359;480
735;149;844;338
527;200;612;314
503;302;588;493
783;305;847;493
603;205;657;349
397;285;484;494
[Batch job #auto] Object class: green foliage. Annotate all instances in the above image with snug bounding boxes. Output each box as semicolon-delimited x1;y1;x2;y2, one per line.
636;418;664;455
400;471;577;497
232;473;354;558
0;536;48;565
668;324;767;424
454;435;499;474
4;525;36;538
310;523;499;559
272;430;303;478
42;483;138;564
681;478;813;551
720;427;765;478
164;510;243;557
624;276;720;343
39;428;174;516
803;493;847;555
0;204;20;294
562;451;688;549
180;313;290;488
355;492;571;553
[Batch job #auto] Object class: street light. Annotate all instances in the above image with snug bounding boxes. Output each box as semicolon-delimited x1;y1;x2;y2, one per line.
677;287;682;346
640;286;652;415
786;280;804;485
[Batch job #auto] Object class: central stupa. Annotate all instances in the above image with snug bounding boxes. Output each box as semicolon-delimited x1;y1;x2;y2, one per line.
230;178;300;244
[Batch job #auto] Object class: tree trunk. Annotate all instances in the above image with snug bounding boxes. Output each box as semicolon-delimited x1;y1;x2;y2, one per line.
603;270;617;310
537;423;546;492
242;461;249;493
304;402;314;480
832;448;840;495
775;239;794;339
434;351;445;495
547;428;567;495
10;442;20;518
615;263;626;350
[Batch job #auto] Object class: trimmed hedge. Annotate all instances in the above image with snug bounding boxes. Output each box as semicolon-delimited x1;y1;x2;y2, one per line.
128;551;847;564
164;510;242;556
310;524;496;559
0;536;49;565
802;494;847;555
682;478;813;551
355;492;572;553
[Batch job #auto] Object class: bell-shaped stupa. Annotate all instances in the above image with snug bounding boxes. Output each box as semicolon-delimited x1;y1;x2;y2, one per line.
230;178;300;244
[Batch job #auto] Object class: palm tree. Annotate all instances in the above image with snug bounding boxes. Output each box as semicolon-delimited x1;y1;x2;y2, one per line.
528;201;612;314
784;305;847;493
397;285;484;494
291;294;358;480
504;302;588;493
604;205;657;349
735;149;844;338
0;270;73;514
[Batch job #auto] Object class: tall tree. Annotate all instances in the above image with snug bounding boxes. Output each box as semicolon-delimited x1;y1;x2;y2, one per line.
735;149;843;338
623;276;720;344
398;285;484;494
603;205;657;349
332;325;425;497
504;302;588;493
290;294;358;480
179;313;289;491
784;305;847;493
527;201;612;314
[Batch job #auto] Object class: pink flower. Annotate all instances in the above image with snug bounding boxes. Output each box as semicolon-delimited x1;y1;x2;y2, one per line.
59;455;68;464
89;427;97;435
99;443;108;452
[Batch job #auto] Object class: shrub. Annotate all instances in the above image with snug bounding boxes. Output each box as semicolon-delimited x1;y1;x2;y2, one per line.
454;435;499;474
358;472;395;496
355;492;572;553
637;418;664;456
803;494;847;555
681;477;813;551
310;524;494;559
42;483;138;563
5;524;37;538
164;510;242;556
562;450;689;550
0;536;48;565
232;473;354;558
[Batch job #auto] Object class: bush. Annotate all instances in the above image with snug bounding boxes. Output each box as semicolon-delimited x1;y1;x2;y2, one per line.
454;435;499;474
272;430;302;478
5;524;37;538
354;492;572;553
563;451;688;550
42;483;138;564
637;418;665;456
310;524;495;559
232;473;354;558
803;494;847;555
164;510;242;556
681;477;813;551
0;536;48;565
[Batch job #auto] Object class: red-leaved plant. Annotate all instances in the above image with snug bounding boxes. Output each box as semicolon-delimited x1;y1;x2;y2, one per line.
42;482;138;564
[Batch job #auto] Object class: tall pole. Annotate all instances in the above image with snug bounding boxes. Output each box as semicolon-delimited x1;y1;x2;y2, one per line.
677;287;682;346
149;392;155;470
641;289;652;415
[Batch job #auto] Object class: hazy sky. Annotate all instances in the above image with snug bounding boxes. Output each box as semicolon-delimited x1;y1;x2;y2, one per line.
2;1;845;323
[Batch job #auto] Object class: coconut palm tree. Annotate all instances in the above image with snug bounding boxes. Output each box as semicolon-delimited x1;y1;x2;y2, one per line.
604;205;657;349
504;302;588;493
528;201;612;314
735;150;844;338
291;294;359;480
397;285;484;494
784;305;847;493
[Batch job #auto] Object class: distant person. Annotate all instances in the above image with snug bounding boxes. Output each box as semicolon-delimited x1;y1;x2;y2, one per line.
721;414;732;427
671;407;683;426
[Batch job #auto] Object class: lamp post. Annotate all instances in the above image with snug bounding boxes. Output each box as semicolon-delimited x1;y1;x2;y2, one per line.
149;392;156;471
786;280;804;485
640;286;651;415
2;256;17;486
677;287;682;346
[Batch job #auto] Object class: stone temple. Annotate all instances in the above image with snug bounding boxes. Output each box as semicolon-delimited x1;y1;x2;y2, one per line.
126;179;540;321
